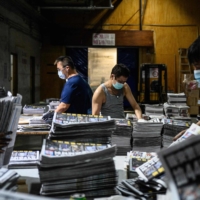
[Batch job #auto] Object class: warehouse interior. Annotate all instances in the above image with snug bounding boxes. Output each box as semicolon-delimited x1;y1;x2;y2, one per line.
1;1;200;199
0;0;199;105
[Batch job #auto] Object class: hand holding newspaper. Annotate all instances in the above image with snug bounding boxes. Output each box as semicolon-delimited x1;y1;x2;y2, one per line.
170;123;200;146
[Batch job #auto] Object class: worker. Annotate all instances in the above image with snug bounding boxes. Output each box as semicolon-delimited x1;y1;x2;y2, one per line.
92;63;143;119
43;56;93;122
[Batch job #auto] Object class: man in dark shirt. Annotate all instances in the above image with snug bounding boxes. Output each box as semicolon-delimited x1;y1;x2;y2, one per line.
54;56;92;114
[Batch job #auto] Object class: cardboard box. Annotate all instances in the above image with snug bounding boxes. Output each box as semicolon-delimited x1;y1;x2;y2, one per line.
187;96;198;106
186;89;199;98
189;106;199;115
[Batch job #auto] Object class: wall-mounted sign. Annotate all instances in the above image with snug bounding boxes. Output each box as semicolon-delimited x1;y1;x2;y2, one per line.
92;33;115;46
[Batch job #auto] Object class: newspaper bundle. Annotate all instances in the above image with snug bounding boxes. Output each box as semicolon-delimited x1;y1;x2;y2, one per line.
38;139;118;198
49;113;116;144
0;94;22;167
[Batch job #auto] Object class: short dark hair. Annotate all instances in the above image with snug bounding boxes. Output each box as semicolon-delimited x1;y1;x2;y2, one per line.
111;64;130;78
54;56;75;69
188;36;200;65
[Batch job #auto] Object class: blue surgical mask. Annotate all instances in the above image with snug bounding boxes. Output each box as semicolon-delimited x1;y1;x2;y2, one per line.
194;70;200;82
58;71;66;79
113;82;124;90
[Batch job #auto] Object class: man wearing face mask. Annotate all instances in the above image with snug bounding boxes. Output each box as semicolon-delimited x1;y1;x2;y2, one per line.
188;37;200;84
53;56;92;114
174;36;200;141
92;63;143;119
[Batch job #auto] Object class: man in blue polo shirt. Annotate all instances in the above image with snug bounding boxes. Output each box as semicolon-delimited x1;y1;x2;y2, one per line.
54;56;92;114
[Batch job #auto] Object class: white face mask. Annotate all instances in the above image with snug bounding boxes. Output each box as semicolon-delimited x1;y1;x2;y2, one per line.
112;81;124;90
194;70;200;82
58;70;66;79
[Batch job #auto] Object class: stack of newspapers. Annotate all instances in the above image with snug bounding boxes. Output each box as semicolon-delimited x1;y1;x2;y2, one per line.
49;113;116;144
111;119;132;155
8;150;40;169
23;105;46;115
0;168;20;191
18;124;51;132
167;92;187;106
162;124;188;148
145;104;164;119
132;122;163;152
170;116;192;127
18;115;50;132
29;117;47;125
163;103;180;117
179;106;190;117
164;103;190;118
38;139;118;198
0;93;22;167
164;93;190;118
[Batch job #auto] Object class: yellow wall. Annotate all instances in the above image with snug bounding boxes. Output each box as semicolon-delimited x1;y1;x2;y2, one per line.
41;0;200;96
84;0;200;92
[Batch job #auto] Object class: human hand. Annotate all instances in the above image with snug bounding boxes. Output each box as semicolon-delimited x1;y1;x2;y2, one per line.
173;129;187;141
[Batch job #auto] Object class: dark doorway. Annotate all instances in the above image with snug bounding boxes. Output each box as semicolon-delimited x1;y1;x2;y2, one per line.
117;48;139;109
30;56;35;103
66;48;88;81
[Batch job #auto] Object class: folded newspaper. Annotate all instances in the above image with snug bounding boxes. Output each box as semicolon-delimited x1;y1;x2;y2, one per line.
170;123;200;146
8;150;40;169
135;156;164;181
49;113;116;145
40;139;116;166
52;112;112;126
23;105;46;115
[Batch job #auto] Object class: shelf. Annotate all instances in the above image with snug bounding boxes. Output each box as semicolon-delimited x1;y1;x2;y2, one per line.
180;63;190;66
180;70;191;73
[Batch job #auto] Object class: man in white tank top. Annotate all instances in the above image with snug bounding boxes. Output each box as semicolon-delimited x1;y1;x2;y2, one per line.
92;64;143;119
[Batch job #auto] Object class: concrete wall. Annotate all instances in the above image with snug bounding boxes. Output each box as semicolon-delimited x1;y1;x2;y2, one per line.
0;4;41;105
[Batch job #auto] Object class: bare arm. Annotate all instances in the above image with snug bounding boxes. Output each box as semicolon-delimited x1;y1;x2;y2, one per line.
173;121;200;141
173;129;187;141
55;102;70;113
124;83;142;119
92;86;104;115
